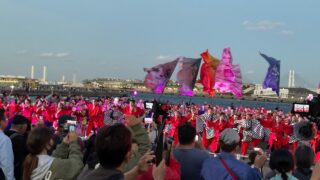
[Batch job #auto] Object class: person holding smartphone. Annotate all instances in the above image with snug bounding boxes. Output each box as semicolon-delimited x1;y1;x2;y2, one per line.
23;127;83;180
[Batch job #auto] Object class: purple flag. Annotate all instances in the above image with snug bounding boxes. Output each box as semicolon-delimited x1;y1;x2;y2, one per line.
176;57;202;96
144;59;178;94
260;52;281;95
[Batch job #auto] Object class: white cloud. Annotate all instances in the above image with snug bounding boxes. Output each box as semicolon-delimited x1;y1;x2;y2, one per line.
155;55;174;61
280;30;294;35
242;20;285;31
16;50;28;54
56;52;70;58
40;52;71;58
242;21;249;25
40;52;54;57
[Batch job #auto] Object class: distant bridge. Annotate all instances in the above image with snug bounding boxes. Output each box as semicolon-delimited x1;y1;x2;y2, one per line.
0;88;128;98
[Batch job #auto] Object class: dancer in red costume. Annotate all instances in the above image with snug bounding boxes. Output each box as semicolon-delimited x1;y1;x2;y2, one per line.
235;113;264;155
0;98;4;109
72;103;88;136
86;99;105;137
121;100;144;118
208;112;228;152
268;116;289;150
21;99;34;123
55;102;71;119
35;101;48;126
46;102;57;127
168;111;185;146
185;107;197;128
197;107;215;150
8;99;20;119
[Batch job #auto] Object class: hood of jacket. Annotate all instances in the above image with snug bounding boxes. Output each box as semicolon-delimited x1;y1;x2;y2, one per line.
31;155;54;180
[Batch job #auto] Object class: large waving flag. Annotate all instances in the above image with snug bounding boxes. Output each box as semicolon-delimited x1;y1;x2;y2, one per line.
144;59;178;94
199;50;220;96
214;48;243;98
176;57;202;96
260;52;281;95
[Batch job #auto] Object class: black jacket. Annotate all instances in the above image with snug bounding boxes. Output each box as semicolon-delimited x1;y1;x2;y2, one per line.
78;166;124;180
293;168;312;180
4;130;29;180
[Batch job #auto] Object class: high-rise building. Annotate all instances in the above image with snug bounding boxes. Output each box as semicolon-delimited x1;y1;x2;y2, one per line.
292;70;295;87
43;66;47;82
288;70;292;87
72;74;76;84
288;70;295;88
31;65;34;79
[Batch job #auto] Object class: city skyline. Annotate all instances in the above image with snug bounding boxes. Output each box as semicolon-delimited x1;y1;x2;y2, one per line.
0;0;319;87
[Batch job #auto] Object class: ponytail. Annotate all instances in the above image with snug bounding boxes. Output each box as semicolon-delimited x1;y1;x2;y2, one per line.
280;171;288;180
23;127;54;180
23;154;39;180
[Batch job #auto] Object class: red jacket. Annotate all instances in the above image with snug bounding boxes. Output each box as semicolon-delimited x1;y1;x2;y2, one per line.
121;106;144;117
46;106;57;122
283;123;293;136
56;108;71;119
88;104;103;122
185;113;197;128
22;105;35;121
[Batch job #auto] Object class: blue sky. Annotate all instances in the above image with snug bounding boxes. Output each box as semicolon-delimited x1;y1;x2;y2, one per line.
0;0;319;87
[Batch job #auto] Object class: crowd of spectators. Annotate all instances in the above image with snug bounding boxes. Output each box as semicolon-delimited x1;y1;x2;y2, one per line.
1;93;320;180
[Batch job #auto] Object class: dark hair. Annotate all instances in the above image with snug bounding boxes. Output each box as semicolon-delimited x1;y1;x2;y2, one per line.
295;145;314;169
178;124;196;145
12;115;29;125
83;134;98;169
269;149;294;180
23;127;54;180
0;108;5;121
248;151;259;166
129;99;135;103
298;123;314;140
25;99;31;103
95;124;132;169
219;141;239;153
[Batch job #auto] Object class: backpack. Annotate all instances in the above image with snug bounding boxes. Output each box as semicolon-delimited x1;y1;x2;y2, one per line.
105;173;123;180
0;168;5;180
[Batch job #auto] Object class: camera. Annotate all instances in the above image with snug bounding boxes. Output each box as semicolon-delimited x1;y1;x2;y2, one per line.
144;102;154;110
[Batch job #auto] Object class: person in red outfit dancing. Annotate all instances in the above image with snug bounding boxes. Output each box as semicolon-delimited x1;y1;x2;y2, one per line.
121;100;144;118
86;99;105;137
268;115;289;151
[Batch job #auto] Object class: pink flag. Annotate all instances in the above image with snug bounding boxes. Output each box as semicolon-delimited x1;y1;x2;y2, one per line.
214;48;242;98
144;59;178;94
176;57;202;96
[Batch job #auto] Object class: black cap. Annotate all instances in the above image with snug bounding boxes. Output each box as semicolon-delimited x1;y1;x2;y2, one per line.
12;115;29;125
58;115;75;128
